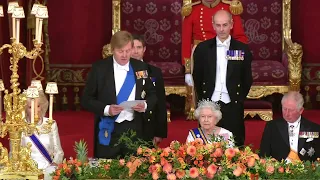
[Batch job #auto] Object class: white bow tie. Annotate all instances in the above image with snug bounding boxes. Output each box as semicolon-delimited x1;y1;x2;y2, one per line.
116;64;129;71
217;42;227;47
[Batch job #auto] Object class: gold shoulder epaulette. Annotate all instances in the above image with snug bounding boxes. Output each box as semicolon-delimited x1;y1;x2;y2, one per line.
222;0;243;15
181;1;201;17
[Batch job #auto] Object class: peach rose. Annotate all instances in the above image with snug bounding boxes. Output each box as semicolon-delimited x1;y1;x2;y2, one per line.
266;165;275;174
152;172;159;180
187;145;197;157
163;163;173;174
137;147;143;155
233;167;243;177
189;167;199;178
259;159;266;165
247;157;256;167
213;148;223;158
278;166;284;173
176;169;186;179
119;159;125;166
206;172;215;179
207;164;218;175
225;148;236;160
167;173;177;180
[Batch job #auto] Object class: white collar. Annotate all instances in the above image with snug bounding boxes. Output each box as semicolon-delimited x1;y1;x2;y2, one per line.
113;57;129;71
287;116;301;127
216;35;231;47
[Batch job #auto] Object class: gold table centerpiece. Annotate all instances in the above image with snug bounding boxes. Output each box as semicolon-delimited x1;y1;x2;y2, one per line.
0;2;57;179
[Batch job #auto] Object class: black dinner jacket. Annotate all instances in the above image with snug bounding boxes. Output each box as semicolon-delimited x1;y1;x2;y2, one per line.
81;56;157;123
192;37;253;103
260;117;320;162
143;64;167;139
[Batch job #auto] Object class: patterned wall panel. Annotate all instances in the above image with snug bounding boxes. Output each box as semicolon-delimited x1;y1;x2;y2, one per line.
121;0;183;63
242;0;282;61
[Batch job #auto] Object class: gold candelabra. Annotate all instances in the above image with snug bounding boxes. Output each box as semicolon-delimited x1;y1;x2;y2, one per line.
0;2;54;179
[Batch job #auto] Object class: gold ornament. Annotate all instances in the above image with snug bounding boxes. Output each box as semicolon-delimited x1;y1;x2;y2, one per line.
222;0;243;15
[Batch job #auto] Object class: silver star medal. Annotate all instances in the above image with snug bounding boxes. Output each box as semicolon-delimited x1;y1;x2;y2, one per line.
141;90;146;99
307;147;315;157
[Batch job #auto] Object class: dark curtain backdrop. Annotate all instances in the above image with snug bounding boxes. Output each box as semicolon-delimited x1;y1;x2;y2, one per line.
48;0;112;64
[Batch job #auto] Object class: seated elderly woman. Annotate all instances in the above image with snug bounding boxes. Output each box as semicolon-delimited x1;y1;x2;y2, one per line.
21;91;64;180
187;100;234;146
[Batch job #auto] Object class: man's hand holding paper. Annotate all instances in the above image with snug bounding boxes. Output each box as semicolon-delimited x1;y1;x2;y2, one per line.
109;105;124;116
119;100;146;112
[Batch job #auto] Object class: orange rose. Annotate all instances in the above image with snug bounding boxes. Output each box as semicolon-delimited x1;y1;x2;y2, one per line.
52;176;60;180
163;163;173;174
247;157;256;167
104;164;110;170
176;169;186;179
189;167;199;178
126;161;133;168
207;164;218;175
233;167;243;177
167;173;177;180
187;145;197;157
149;155;156;163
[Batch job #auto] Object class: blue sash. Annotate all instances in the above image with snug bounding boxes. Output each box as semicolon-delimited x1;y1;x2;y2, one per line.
190;128;209;144
98;64;135;145
29;134;53;163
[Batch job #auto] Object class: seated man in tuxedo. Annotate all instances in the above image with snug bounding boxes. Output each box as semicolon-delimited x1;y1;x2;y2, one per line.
260;91;320;162
131;34;167;146
81;31;157;158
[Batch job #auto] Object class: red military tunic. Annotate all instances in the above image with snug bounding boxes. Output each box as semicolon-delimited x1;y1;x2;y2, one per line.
181;2;248;65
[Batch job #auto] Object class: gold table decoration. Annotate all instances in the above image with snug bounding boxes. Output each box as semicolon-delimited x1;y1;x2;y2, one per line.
0;2;52;179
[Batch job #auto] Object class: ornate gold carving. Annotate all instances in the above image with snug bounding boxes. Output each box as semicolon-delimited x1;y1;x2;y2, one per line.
165;86;187;97
184;58;191;74
74;87;81;111
49;68;86;84
283;0;303;91
0;39;44;177
316;86;320;102
102;44;112;59
112;0;121;35
304;86;312;109
247;86;289;99
244;109;273;121
167;109;171;122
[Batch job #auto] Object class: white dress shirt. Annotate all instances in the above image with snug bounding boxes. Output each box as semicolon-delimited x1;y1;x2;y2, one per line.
211;35;231;103
104;58;136;123
288;116;301;153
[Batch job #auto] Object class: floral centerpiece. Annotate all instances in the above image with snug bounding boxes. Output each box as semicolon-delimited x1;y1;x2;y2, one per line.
52;134;320;179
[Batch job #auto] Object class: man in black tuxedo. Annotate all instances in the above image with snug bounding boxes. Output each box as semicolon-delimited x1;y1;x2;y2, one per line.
131;34;167;146
81;31;157;158
193;10;252;146
260;91;320;162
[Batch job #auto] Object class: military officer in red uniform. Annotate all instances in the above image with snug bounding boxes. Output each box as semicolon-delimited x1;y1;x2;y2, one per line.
182;0;248;85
